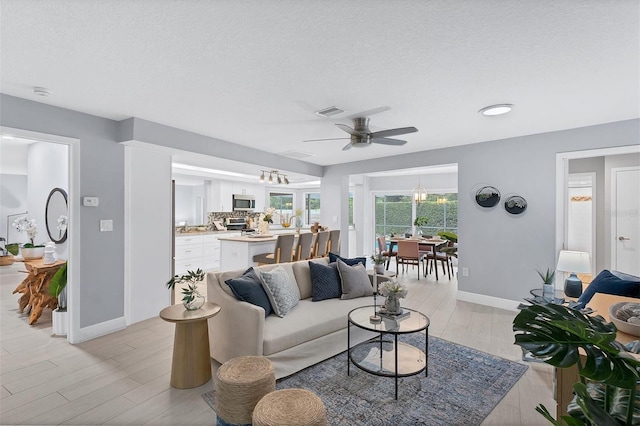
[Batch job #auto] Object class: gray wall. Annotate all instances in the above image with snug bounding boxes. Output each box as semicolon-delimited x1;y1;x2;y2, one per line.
323;119;640;302
1;94;124;328
2;91;638;333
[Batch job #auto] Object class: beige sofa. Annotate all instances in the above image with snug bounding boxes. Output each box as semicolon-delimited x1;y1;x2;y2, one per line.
207;257;388;378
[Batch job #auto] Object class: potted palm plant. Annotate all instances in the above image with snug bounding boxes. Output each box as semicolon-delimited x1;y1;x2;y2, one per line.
49;262;68;335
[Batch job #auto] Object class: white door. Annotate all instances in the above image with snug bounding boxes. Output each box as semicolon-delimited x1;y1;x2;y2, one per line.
612;167;640;276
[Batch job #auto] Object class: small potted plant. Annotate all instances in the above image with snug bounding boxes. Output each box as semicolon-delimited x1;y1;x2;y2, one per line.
166;268;205;311
0;237;15;266
371;253;387;274
12;216;45;260
537;268;555;302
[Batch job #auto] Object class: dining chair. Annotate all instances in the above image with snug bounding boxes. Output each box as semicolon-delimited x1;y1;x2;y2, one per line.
396;240;425;280
377;235;397;270
328;230;341;255
253;234;295;265
312;230;330;258
294;232;314;261
425;240;453;280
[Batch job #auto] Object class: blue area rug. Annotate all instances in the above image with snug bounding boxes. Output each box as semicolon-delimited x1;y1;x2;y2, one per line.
203;334;527;425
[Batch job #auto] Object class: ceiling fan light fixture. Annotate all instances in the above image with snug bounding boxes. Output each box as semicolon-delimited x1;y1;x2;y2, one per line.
268;173;273;184
259;171;265;182
478;104;514;116
284;176;289;185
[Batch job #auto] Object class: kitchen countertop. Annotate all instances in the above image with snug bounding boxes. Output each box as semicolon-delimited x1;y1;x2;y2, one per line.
217;235;279;242
174;230;241;236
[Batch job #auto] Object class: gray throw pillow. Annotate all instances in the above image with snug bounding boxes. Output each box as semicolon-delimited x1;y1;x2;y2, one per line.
336;258;373;300
258;266;301;317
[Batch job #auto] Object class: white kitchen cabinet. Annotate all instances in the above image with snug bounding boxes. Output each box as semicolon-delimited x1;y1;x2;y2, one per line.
174;232;239;274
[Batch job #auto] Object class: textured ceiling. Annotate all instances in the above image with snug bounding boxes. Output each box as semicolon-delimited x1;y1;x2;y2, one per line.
1;0;638;169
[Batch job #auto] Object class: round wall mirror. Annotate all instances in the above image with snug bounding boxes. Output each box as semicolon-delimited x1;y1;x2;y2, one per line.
45;188;68;243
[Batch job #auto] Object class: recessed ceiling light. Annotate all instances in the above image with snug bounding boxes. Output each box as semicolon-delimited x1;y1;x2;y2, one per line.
33;87;52;97
478;104;514;116
1;135;15;140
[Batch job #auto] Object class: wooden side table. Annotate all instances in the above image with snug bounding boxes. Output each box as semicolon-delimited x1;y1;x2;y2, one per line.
159;302;221;389
12;259;66;324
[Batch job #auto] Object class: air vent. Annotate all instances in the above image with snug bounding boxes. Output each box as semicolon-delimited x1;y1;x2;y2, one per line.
279;150;317;159
314;106;344;117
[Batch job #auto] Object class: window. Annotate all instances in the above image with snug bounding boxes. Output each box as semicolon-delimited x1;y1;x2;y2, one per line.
304;192;321;225
374;194;413;237
374;192;457;238
269;192;293;223
415;193;458;235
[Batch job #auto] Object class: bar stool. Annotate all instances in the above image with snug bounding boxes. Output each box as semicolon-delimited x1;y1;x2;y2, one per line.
294;232;314;261
312;231;330;258
253;234;295;265
328;230;340;255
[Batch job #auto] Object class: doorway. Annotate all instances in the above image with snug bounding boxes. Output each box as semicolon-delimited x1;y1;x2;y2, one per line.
611;166;640;275
0;126;79;343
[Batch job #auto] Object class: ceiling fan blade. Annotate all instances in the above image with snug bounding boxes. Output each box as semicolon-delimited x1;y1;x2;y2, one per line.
335;124;363;136
371;137;407;146
370;126;418;139
342;142;353;151
302;137;351;142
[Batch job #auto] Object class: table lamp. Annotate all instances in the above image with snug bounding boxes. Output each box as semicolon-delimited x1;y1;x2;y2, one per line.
556;250;591;298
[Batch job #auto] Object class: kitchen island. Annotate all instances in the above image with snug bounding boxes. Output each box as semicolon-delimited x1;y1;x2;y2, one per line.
219;232;308;271
219;234;280;271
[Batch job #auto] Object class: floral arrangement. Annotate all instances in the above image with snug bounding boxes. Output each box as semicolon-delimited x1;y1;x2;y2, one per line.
263;207;276;223
371;252;387;265
57;215;68;238
13;216;40;246
378;280;408;298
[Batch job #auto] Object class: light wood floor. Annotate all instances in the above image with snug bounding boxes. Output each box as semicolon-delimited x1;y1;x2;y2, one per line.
1;261;555;425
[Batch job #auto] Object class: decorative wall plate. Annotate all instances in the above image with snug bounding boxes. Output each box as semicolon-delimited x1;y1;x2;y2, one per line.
504;195;527;215
475;186;501;208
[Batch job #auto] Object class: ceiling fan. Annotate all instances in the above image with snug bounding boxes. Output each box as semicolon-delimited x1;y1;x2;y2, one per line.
303;117;418;151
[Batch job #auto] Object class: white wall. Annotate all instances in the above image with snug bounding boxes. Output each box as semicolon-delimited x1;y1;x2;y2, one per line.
125;145;172;324
0;174;28;243
27;142;69;258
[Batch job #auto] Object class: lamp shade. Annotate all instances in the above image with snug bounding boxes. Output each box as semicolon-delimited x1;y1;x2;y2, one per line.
556;250;591;274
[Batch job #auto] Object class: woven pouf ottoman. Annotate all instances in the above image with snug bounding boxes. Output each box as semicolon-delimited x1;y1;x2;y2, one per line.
252;388;327;426
215;356;276;426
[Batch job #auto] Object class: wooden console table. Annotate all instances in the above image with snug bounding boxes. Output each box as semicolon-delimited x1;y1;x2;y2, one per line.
12;259;66;325
555;293;637;419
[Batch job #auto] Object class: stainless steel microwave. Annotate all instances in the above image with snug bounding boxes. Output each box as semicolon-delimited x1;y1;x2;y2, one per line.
232;194;255;211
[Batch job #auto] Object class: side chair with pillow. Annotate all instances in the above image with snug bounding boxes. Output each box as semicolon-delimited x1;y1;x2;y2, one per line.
253;234;295;265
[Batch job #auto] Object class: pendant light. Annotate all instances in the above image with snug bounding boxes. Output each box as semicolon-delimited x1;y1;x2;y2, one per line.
411;176;428;204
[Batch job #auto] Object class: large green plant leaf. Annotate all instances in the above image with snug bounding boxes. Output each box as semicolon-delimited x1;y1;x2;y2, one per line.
49;263;67;298
513;301;640;389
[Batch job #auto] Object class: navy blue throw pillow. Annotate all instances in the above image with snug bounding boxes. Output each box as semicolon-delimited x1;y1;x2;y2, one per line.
309;261;342;301
328;252;367;267
225;267;273;316
575;269;640;309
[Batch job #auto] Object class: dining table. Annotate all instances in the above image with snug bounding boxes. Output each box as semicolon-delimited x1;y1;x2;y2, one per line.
388;237;449;280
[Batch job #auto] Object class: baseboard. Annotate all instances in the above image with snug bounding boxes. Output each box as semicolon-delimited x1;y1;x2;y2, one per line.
72;316;127;343
457;291;521;312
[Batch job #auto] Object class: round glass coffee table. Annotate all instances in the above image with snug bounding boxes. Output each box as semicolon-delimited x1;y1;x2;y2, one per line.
347;306;429;399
